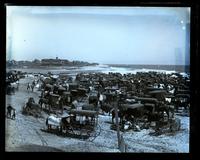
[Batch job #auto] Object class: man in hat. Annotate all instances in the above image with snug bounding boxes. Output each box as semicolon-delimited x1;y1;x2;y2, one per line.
7;105;13;118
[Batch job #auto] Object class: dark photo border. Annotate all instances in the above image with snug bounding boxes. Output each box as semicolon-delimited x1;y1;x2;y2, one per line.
0;0;199;160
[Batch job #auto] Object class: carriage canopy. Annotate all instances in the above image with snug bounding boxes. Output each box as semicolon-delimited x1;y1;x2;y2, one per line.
120;103;144;110
148;90;167;95
70;109;98;117
136;97;158;103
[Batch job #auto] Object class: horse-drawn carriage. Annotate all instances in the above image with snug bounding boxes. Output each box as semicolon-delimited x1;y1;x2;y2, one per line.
6;79;15;95
46;109;99;138
22;97;42;117
174;93;190;113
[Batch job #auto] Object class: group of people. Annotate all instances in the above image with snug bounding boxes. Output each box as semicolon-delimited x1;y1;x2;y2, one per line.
7;105;16;120
27;80;37;92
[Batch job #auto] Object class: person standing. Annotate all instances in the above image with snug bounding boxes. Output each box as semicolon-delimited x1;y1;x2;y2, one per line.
27;83;30;90
7;105;13;118
12;109;16;120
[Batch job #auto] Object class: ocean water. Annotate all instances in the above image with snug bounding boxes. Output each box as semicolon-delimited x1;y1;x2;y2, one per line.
81;65;190;78
8;64;190;78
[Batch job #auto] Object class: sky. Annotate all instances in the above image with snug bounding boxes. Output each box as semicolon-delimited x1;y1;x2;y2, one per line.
6;6;190;65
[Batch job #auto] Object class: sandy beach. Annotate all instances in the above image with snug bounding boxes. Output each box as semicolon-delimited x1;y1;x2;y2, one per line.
5;73;189;152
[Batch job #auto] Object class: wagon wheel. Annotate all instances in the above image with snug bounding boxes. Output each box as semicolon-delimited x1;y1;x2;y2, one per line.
86;128;93;137
87;124;101;142
67;125;74;133
76;125;84;137
69;124;83;137
71;126;77;135
65;124;75;135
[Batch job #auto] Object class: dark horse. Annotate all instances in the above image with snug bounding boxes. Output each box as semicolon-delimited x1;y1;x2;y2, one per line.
156;104;174;120
38;98;49;110
100;102;113;115
7;105;13;118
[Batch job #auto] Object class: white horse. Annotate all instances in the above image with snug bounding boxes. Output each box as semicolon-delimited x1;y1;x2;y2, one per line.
46;114;71;132
46;115;62;130
11;82;19;90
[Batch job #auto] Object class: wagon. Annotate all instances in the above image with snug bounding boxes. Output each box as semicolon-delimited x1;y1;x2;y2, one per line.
68;83;79;91
58;86;66;95
144;103;156;112
63;92;71;104
103;92;116;102
146;87;164;91
46;109;99;139
175;94;190;99
176;89;190;95
70;90;78;100
49;93;60;109
135;97;158;104
45;84;53;91
148;90;167;94
120;103;144;110
71;109;98;123
148;90;167;101
119;103;147;123
62;109;99;138
88;94;98;105
77;88;87;96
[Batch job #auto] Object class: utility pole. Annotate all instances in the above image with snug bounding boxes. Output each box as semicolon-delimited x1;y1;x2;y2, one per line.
113;94;121;149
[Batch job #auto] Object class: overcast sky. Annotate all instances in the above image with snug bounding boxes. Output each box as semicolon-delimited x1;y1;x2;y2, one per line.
6;6;190;65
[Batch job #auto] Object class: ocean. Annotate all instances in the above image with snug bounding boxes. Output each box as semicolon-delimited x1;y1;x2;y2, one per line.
7;64;190;78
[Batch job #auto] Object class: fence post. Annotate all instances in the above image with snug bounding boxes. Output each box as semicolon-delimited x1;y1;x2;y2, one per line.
114;101;121;149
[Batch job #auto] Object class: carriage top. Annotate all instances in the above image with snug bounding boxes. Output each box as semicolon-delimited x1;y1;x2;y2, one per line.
120;103;144;110
70;109;98;117
148;90;167;95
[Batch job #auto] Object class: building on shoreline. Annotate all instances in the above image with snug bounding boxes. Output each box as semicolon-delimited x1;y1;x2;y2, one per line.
6;57;98;68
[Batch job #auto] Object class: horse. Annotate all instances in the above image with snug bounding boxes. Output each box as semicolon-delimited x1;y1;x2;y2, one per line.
60;116;71;131
7;105;16;119
10;81;19;91
156;104;174;120
146;112;162;124
46;115;62;131
26;97;35;106
25;97;41;111
31;83;35;92
38;98;49;110
100;102;113;115
46;115;71;133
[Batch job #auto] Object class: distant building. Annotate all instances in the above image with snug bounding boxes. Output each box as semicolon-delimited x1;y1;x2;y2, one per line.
32;59;41;64
41;57;70;66
41;58;61;65
6;57;98;68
